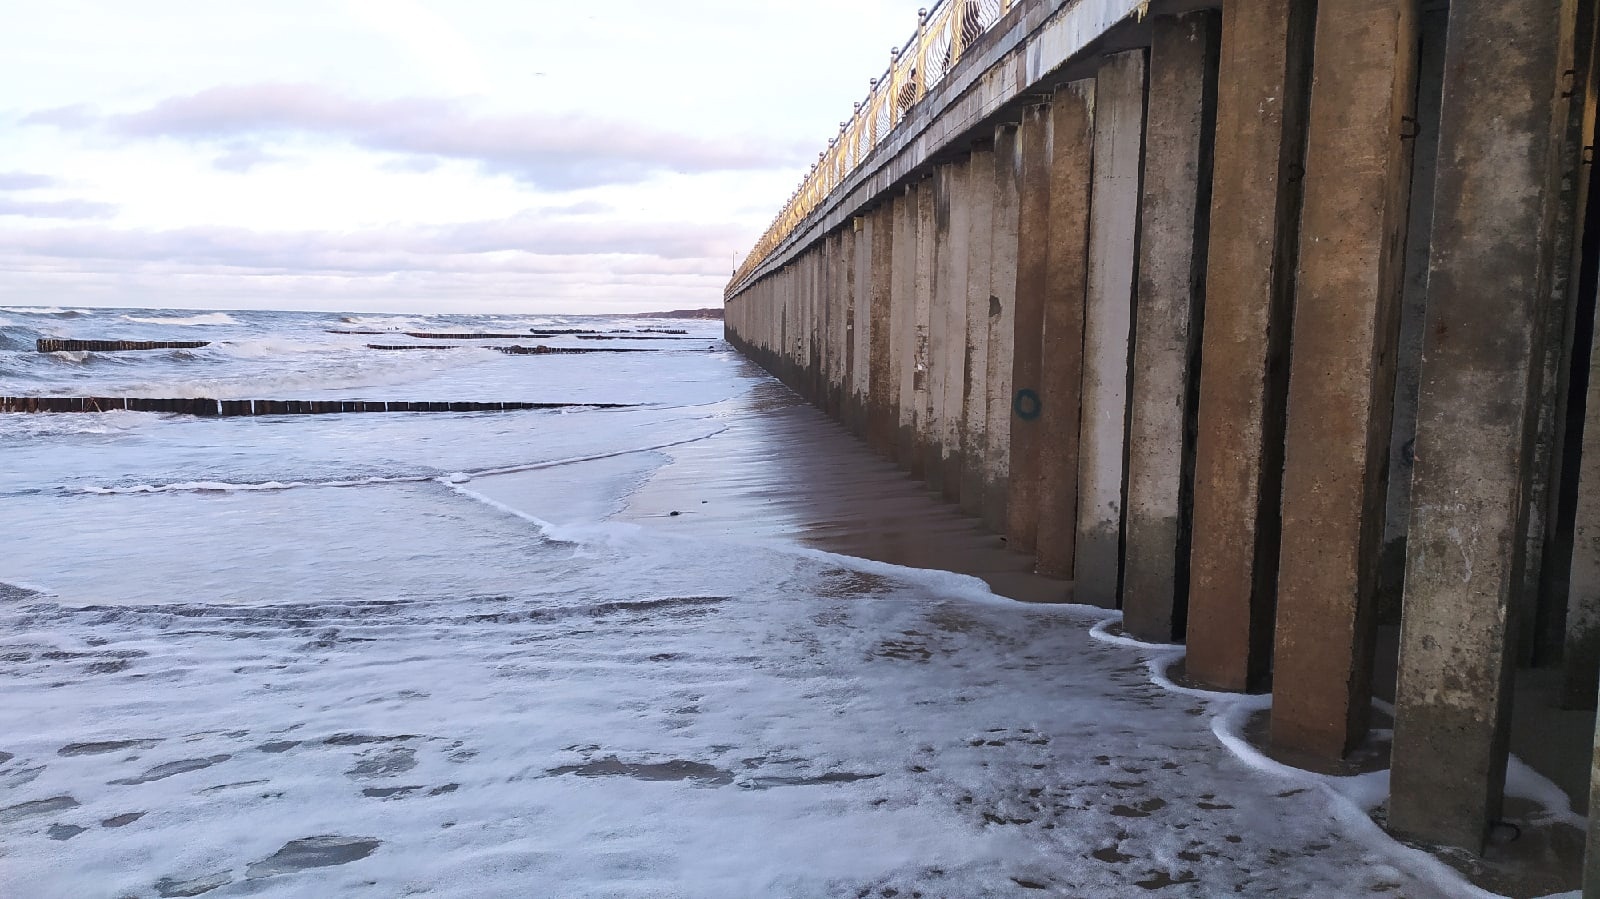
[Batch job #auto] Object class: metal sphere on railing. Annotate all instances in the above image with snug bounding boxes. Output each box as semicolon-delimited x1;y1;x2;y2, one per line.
918;8;928;22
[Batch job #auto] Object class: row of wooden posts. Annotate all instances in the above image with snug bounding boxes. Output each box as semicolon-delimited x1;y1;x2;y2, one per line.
0;397;634;415
724;0;1599;863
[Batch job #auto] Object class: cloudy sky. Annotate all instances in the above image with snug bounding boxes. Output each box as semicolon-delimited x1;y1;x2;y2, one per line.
0;0;920;313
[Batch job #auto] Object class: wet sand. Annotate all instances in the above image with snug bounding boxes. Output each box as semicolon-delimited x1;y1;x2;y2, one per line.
623;376;1073;605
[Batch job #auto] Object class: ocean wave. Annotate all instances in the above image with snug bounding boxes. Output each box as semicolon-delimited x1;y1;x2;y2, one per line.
0;306;94;316
122;312;238;326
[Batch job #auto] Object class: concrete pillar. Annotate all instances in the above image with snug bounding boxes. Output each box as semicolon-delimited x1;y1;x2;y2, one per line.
1270;0;1418;761
941;156;972;502
986;124;1021;535
846;217;865;435
1035;82;1096;580
1123;11;1220;643
915;177;938;486
837;229;849;420
844;225;859;427
894;187;920;471
1379;2;1449;624
928;167;953;495
1185;0;1315;691
1389;0;1564;853
961;142;997;517
1521;0;1596;668
869;202;897;458
1073;50;1147;606
1007;103;1052;554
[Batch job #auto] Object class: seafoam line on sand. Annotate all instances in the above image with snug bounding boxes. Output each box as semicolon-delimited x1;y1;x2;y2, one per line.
1085;616;1571;899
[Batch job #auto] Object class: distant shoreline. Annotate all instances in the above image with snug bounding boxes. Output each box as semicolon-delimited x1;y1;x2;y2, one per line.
616;308;723;320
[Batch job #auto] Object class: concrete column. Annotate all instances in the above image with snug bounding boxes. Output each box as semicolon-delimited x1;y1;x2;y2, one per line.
1389;0;1564;853
841;224;858;430
869;201;897;458
821;235;838;415
915;177;938;485
942;156;972;501
1123;11;1220;643
1270;0;1418;761
1073;51;1147;605
1185;0;1315;691
851;215;871;437
1379;2;1449;624
986;124;1022;535
834;230;850;420
928;167;953;495
1035;82;1096;580
1521;0;1594;667
893;187;919;470
962;142;997;517
1007;103;1052;553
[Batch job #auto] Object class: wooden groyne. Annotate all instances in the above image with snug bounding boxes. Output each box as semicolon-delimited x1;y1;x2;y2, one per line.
366;344;460;351
0;397;634;415
402;332;532;340
495;345;657;355
36;339;210;353
365;344;658;354
575;335;697;341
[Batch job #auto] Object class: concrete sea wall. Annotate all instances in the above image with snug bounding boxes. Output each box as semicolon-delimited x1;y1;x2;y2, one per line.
724;0;1600;874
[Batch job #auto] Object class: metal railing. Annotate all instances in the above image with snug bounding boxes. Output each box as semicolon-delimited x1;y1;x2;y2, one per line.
728;0;1013;296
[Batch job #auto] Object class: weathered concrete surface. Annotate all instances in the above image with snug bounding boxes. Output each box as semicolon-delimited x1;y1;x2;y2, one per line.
1523;0;1596;669
1122;11;1219;643
868;202;896;458
1270;0;1417;762
914;179;937;484
1006;104;1052;555
1034;82;1095;580
1389;0;1563;854
845;218;865;435
1185;0;1314;692
1379;3;1448;622
893;187;919;471
984;124;1021;535
928;169;953;496
1073;50;1146;608
960;143;997;517
941;156;972;501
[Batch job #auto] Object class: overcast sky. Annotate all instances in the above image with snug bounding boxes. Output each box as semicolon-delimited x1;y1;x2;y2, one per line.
0;0;921;314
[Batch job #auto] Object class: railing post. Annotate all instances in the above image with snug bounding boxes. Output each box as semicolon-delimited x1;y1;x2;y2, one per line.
889;49;903;127
950;3;965;68
915;9;930;101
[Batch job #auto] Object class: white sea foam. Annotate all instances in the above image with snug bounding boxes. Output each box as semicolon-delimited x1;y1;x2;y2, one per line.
0;306;93;315
122;313;239;326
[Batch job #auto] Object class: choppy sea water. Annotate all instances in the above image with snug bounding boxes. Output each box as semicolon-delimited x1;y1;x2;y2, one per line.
0;306;1482;898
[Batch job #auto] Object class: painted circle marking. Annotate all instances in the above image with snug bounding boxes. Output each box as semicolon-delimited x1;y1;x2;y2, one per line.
1013;388;1041;421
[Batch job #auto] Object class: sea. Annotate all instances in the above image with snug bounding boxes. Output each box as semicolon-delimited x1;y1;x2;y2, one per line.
0;306;1474;898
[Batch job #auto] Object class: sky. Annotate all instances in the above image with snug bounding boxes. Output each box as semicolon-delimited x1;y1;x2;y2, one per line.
0;0;923;314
